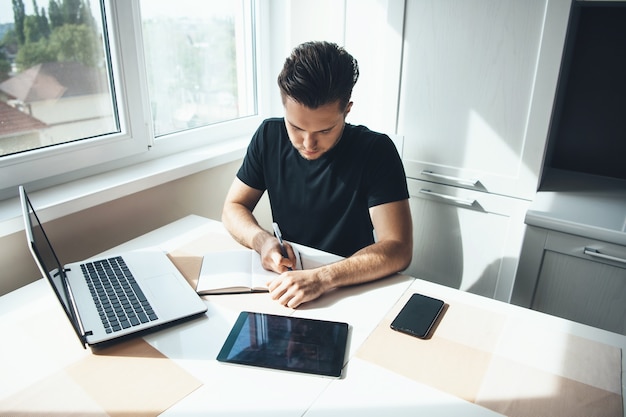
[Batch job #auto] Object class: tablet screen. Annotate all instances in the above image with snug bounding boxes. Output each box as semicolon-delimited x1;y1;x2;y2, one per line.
217;311;349;378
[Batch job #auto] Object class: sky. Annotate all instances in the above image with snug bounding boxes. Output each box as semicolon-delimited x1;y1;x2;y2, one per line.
1;0;20;24
0;0;236;24
0;0;102;24
2;0;47;24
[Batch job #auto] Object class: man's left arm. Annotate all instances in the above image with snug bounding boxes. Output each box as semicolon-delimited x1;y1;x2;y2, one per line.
266;199;413;308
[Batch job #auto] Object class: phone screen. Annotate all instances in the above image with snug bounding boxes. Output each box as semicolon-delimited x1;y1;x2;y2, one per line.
390;293;445;339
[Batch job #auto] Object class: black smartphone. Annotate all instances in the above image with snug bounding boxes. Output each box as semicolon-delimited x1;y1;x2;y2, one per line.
390;293;445;339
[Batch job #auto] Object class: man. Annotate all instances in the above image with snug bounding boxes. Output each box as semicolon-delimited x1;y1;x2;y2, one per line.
222;41;412;308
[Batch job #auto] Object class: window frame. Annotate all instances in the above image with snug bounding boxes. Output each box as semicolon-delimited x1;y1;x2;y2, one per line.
0;0;268;199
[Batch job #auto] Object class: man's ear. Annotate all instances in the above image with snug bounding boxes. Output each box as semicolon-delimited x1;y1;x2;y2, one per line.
344;101;353;117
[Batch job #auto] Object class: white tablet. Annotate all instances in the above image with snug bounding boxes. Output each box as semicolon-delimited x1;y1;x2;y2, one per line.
217;311;349;378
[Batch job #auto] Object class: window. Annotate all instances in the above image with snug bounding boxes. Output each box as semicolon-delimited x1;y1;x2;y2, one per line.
0;0;118;156
0;0;262;197
140;0;256;138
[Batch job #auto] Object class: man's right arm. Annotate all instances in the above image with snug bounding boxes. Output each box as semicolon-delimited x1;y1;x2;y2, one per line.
221;178;295;271
222;177;267;250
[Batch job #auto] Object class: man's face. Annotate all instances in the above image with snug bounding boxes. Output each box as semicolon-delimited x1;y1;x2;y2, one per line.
283;97;352;160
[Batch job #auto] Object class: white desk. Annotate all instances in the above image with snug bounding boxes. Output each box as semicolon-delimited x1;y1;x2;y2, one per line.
1;215;624;416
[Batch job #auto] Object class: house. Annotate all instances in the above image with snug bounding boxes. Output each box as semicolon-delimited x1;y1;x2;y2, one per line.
0;61;115;151
0;100;47;155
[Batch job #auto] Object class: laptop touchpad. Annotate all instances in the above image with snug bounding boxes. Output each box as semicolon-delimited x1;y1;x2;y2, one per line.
142;274;193;316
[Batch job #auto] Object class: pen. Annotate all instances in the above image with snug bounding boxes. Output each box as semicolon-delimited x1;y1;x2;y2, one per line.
272;222;292;271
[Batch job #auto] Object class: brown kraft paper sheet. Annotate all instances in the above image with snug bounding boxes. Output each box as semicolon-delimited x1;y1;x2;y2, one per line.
356;290;623;417
1;337;202;416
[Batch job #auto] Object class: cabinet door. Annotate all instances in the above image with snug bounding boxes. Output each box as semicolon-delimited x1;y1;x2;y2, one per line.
529;231;626;334
397;0;570;200
533;252;626;335
405;179;528;301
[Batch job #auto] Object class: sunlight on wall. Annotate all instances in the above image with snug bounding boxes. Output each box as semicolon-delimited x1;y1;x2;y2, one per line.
457;208;506;293
465;109;529;179
288;0;345;47
345;0;404;136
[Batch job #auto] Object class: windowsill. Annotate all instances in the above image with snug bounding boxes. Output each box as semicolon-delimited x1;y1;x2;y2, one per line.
0;138;249;238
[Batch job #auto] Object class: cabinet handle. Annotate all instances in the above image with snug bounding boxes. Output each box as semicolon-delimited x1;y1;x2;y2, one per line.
418;189;477;207
421;170;478;186
583;247;626;264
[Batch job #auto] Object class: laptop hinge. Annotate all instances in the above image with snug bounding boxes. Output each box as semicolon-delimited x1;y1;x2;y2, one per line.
62;273;89;349
53;268;71;277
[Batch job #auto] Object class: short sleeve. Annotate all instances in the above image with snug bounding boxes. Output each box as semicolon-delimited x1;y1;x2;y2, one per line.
365;135;409;208
236;123;268;191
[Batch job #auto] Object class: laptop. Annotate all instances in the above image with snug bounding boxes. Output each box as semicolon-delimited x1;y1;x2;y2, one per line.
19;185;208;348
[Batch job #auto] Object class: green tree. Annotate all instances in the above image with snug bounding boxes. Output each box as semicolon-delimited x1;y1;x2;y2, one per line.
0;50;11;82
48;0;63;29
12;0;26;45
15;39;54;70
32;0;51;39
61;0;82;25
47;23;100;66
0;27;19;56
24;15;43;43
78;0;96;29
12;0;100;70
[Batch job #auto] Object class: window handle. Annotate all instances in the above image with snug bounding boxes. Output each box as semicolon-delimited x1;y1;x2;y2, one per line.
583;247;626;264
421;170;478;187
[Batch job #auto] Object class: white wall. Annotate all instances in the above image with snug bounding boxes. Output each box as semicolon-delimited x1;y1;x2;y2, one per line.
267;0;347;116
267;0;404;138
345;0;405;136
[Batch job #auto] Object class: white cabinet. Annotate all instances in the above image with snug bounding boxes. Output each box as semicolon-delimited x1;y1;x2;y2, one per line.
397;0;570;200
405;179;528;301
396;0;571;300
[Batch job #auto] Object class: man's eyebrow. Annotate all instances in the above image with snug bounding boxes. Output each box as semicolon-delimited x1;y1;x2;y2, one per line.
287;119;337;132
286;119;302;130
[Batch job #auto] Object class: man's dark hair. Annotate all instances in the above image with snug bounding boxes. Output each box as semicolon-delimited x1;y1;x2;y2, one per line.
277;41;359;111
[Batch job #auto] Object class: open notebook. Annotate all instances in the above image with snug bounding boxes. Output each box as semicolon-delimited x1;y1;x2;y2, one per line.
197;248;302;294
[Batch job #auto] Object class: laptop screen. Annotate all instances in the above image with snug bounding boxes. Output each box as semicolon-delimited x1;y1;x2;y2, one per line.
19;186;84;344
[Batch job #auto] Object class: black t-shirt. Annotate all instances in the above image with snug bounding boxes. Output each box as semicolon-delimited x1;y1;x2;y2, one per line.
237;118;409;257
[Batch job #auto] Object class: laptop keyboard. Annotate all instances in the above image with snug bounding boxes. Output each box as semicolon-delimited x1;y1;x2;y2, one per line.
81;256;158;333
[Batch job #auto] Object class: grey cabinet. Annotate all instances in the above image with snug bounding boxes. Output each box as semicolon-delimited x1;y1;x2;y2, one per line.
513;227;626;335
512;179;626;335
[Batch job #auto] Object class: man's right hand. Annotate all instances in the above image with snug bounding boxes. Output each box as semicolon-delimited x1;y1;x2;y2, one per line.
258;232;296;273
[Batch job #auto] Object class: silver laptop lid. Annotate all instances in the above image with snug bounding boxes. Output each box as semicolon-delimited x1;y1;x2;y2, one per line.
19;186;87;347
